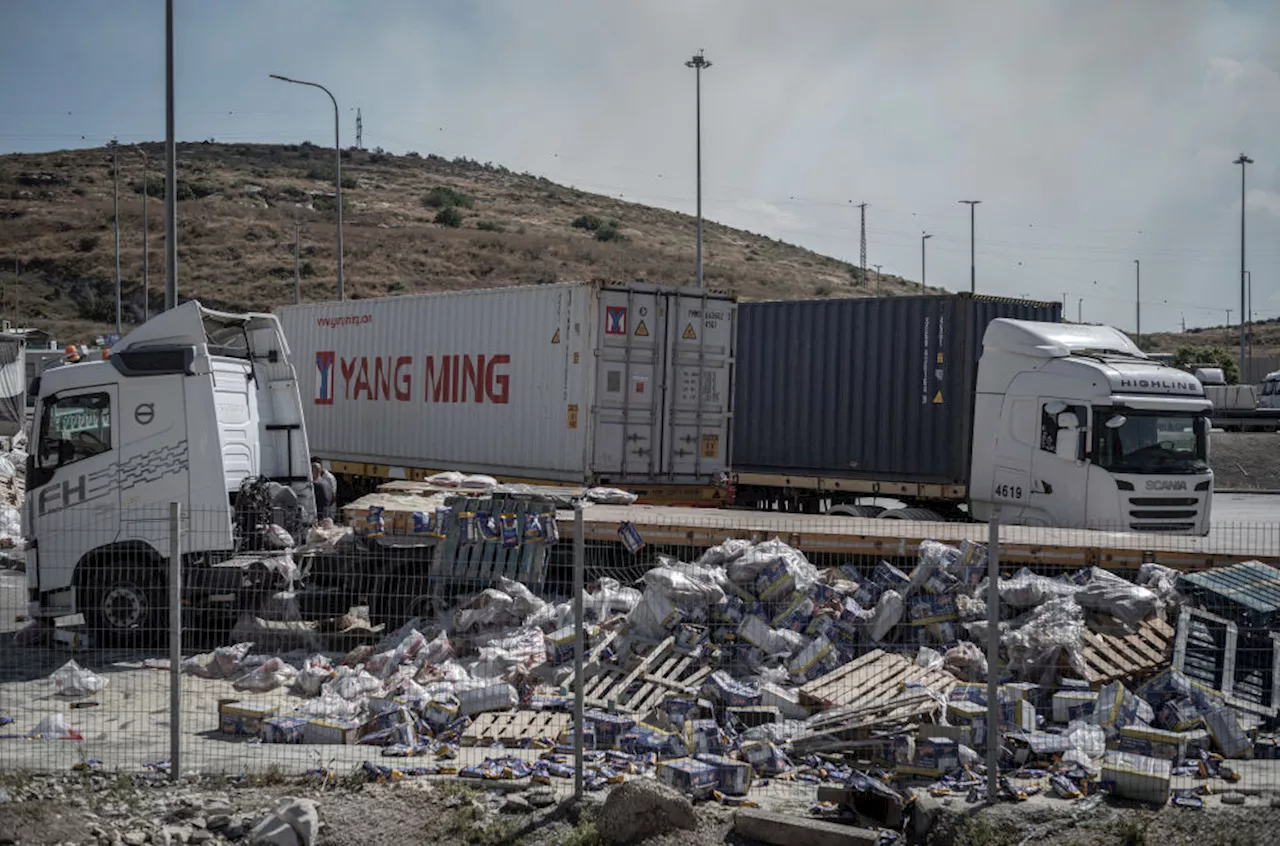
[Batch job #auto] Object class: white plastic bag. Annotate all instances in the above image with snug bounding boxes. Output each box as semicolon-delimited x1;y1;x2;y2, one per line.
495;577;547;620
51;660;106;697
584;487;638;505
728;539;817;594
461;474;498;490
943;641;988;681
427;471;466;487
213;642;254;678
1003;597;1088;684
233;657;297;693
641;565;725;607
293;654;335;697
454;590;518;633
584;577;642;620
1076;581;1159;629
999;568;1079;607
367;629;428;679
325;666;382;701
265;524;295;549
867;590;904;642
1065;720;1106;759
916;646;944;671
28;714;83;740
696;538;752;568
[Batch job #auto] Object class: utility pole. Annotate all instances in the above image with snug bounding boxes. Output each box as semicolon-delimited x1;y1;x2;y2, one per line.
112;139;122;335
959;200;980;294
355;107;363;151
1133;259;1140;348
272;73;345;300
164;0;178;311
1181;313;1186;334
1234;153;1253;379
1245;269;1253;377
872;264;883;296
135;146;150;322
294;219;302;305
1062;292;1068;312
685;49;711;291
920;233;932;288
1078;297;1084;324
857;202;867;287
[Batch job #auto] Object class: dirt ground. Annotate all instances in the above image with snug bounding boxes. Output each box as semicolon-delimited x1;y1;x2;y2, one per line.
1209;432;1280;491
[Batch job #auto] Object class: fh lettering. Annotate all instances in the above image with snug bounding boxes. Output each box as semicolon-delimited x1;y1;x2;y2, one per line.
37;467;115;516
318;353;511;404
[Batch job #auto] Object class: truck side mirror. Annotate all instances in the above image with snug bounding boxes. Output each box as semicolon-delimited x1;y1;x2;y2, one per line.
1055;412;1080;461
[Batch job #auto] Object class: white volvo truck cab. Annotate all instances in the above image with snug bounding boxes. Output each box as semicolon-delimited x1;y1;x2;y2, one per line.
24;302;314;642
969;320;1213;535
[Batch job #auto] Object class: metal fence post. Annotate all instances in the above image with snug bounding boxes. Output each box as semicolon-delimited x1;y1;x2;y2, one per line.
572;503;585;800
985;510;1000;802
169;501;182;782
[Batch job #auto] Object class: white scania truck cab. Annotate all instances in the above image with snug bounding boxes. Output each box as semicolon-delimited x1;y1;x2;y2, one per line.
24;302;315;643
969;320;1213;535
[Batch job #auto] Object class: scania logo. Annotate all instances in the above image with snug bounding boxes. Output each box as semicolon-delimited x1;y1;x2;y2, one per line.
1145;480;1188;491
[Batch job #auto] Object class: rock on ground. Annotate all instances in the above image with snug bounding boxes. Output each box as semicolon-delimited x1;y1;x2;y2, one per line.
248;798;319;846
597;780;696;845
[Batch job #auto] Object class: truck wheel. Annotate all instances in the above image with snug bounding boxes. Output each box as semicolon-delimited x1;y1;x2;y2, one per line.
878;507;946;522
826;504;886;519
83;565;166;648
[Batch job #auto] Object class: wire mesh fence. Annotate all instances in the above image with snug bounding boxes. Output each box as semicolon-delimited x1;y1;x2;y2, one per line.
2;494;1280;814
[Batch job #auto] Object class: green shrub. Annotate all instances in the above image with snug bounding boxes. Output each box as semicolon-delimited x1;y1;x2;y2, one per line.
476;220;504;232
435;206;464;227
422;186;474;209
76;235;99;253
572;214;602;231
340;175;358;190
594;222;624;242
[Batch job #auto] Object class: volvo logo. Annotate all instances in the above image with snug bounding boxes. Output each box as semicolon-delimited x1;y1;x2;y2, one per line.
1145;479;1188;491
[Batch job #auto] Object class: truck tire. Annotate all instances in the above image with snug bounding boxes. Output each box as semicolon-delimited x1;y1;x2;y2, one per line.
877;507;946;522
82;563;166;648
826;504;886;519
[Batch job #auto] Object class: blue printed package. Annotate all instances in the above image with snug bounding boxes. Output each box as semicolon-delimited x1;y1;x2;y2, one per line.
1093;682;1152;735
702;671;761;708
849;574;883;608
304;718;362;745
500;514;520;548
741;741;792;775
685;719;727;756
478;512;500;541
433;506;451;538
737;615;776;651
755;558;802;603
805;613;837;639
894;736;959;776
423;695;461;727
662;697;703;726
558;724;597;752
359;722;417;748
523;512;544;541
811;583;842;608
676;624;709;652
412;510;434;535
218;701;277;737
908;593;958;625
712;596;747;625
1053;691;1099;723
872;561;911;594
953;540;988;587
546;626;577;665
620;724;688;759
772;595;816;633
260;715;307;744
787;635;836;682
585;710;636;750
922;568;959;595
657;758;717;798
1203;706;1251;759
1116;725;1191;761
539;512;559;545
696;753;753;795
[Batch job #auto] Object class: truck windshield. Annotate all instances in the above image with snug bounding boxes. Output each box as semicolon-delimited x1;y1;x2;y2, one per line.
1095;410;1208;475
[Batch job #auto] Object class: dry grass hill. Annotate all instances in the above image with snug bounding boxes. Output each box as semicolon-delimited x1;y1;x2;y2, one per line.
0;141;934;344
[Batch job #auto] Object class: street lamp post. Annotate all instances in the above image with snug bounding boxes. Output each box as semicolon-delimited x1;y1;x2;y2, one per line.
164;0;177;311
111;139;122;335
1134;259;1140;348
920;233;932;288
1245;269;1253;377
1234;153;1253;378
272;73;345;300
959;200;980;294
134;146;149;322
872;264;883;296
684;50;711;291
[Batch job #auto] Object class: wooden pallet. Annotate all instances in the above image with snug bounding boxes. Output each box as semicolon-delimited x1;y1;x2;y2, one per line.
577;637;714;713
461;711;571;747
1080;617;1174;686
1172;606;1280;719
799;649;958;711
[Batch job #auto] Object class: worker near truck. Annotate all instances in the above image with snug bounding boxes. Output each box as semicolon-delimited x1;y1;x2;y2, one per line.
311;460;336;521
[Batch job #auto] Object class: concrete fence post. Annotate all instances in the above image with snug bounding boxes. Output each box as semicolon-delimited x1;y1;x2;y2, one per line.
572;503;585;800
169;501;182;782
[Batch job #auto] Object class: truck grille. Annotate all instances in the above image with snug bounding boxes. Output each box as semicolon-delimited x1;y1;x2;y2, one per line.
1126;495;1202;533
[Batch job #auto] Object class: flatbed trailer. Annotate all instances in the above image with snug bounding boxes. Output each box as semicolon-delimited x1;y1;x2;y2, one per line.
348;483;1278;572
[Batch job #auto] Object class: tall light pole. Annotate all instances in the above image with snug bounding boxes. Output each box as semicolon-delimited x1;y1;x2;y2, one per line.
111;138;122;335
1245;269;1253;377
872;264;883;296
1234;153;1252;378
959;200;980;294
164;0;177;312
134;145;150;322
1133;259;1140;348
1077;296;1083;324
920;233;932;288
684;50;711;291
272;73;345;300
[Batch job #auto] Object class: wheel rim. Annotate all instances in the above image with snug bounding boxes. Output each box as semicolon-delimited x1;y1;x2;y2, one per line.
102;582;147;630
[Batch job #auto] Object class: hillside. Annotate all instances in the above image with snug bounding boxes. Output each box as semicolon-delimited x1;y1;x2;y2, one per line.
1144;321;1280;361
0;142;933;344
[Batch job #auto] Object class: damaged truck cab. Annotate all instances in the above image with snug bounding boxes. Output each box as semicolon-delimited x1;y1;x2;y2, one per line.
969;320;1213;534
24;302;315;642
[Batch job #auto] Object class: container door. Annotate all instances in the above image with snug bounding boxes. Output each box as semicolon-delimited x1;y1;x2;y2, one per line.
660;292;734;481
591;288;666;481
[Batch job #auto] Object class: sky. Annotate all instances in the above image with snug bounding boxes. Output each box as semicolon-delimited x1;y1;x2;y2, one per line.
3;0;1279;333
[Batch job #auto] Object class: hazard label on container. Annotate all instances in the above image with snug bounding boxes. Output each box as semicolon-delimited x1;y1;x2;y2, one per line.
551;329;561;344
606;307;627;335
635;320;649;337
702;434;720;459
933;390;944;404
682;323;697;340
936;352;944;364
567;404;579;429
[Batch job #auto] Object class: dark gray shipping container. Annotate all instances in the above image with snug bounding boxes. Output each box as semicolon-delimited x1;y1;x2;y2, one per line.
732;294;1062;486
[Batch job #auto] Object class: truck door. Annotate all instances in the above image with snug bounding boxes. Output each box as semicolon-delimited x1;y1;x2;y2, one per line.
1029;399;1089;527
660;291;734;482
28;386;120;612
592;288;665;480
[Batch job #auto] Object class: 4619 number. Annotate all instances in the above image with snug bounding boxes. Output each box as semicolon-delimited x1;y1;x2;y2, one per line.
994;484;1024;500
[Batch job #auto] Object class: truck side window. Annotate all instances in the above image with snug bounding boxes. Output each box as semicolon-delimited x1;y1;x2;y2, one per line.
1040;403;1087;455
38;392;112;468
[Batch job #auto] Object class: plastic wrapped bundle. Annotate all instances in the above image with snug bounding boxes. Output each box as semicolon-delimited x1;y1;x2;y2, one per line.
1002;597;1089;686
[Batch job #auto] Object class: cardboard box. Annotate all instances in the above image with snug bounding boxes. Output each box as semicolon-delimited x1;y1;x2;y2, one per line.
546;626;577;665
1115;725;1194;761
260;715;307;744
758;683;809;720
908;594;958;625
1102;751;1171;805
741;741;791;775
657;758;717;798
872;561;911;594
304;718;362;745
787;635;836;681
726;707;782;730
946;700;986;724
218;700;278;737
685;718;728;755
772;595;816;632
696;753;753;795
1204;706;1251;759
756;559;802;603
737;616;777;651
1052;691;1099;723
703;670;761;708
897;736;959;777
585;710;636;750
620;724;688;759
1093;682;1149;735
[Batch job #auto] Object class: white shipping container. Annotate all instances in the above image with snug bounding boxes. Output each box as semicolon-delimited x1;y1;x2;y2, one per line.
277;282;736;486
